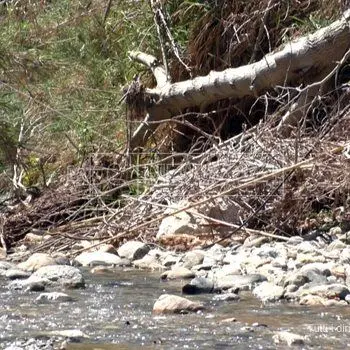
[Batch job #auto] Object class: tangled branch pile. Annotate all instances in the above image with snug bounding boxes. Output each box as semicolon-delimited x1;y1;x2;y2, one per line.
3;91;349;255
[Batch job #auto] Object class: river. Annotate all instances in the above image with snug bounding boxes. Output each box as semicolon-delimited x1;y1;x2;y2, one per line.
1;268;349;349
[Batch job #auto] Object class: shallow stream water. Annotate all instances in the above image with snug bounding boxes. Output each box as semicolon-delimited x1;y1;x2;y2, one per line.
1;268;350;349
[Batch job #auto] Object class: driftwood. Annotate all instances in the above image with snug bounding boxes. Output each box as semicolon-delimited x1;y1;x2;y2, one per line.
128;10;350;149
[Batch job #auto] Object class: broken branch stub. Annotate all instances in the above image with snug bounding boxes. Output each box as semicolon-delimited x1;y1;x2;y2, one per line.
127;10;350;150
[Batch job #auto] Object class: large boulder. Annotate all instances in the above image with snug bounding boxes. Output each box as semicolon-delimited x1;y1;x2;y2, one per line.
117;241;150;261
157;200;207;239
18;253;56;272
253;282;285;302
153;294;204;314
182;277;215;294
74;251;122;267
28;265;85;288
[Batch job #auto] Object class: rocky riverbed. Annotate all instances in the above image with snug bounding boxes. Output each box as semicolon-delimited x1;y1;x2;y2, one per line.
2;227;350;349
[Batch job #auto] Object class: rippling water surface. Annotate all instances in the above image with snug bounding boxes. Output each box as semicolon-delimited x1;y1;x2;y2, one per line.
1;268;350;349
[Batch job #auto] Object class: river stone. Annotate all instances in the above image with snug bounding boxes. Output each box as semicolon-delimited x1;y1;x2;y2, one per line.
74;251;122;267
153;294;204;314
243;236;269;248
180;250;204;269
299;262;332;278
28;265;85;288
331;265;346;279
300;295;348;306
8;276;47;291
36;292;74;302
117;241;150;261
340;247;350;264
18;253;56;272
0;261;16;276
296;253;326;264
284;274;310;288
215;264;242;277
182;277;215;294
161;267;195;280
300;283;349;299
90;266;115;274
326;239;347;251
273;331;305;346
161;253;179;267
46;329;89;338
156;200;206;239
212;293;239;301
339;233;350;244
255;245;279;259
215;274;267;291
271;257;288;269
253;282;284;302
133;254;164;270
5;269;31;280
286;236;304;245
296;241;319;254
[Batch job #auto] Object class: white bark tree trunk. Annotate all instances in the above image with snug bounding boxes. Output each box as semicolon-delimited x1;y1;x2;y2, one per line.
129;10;350;149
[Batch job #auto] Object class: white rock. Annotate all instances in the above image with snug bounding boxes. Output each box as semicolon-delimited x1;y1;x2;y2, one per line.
18;253;56;272
117;241;150;261
36;292;74;302
153;294;204;313
157;200;207;239
253;281;284;302
273;331;305;346
74;251;122;266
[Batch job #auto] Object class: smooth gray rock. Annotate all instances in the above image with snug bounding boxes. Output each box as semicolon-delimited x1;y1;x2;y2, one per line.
284;274;310;288
28;265;85;288
0;261;16;272
286;236;304;245
36;292;74;302
326;240;346;251
180;250;204;269
74;251;122;267
296;241;319;254
133;254;164;270
243;236;269;248
161;267;195;280
17;253;56;272
212;293;239;301
255;246;279;259
9;277;46;292
117;241;150;261
340;247;350;264
5;269;31;280
215;274;267;291
273;331;305;346
300;283;349;300
182;277;214;294
153;294;205;314
253;282;284;302
161;253;179;267
299;262;332;278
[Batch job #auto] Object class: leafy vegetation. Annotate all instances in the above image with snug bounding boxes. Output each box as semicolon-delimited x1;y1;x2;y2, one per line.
0;0;159;190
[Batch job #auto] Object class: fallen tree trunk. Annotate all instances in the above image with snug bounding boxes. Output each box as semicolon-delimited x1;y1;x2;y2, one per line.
128;10;350;149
